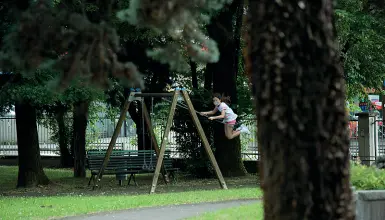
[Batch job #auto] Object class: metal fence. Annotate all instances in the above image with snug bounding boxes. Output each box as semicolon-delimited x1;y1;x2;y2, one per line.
349;119;385;162
4;116;384;162
0;116;258;160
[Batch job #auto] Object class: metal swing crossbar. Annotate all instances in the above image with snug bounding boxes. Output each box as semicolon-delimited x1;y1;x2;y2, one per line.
92;89;228;194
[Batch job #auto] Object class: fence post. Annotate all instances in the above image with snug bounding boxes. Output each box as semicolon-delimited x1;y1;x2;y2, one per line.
356;112;379;165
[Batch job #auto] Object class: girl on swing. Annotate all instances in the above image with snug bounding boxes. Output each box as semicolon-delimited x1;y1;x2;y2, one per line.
201;93;250;139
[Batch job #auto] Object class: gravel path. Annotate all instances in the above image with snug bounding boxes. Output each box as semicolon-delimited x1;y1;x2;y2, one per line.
60;199;259;220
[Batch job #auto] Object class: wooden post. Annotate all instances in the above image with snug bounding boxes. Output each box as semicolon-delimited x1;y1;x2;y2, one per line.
150;91;179;193
94;93;133;188
142;103;169;184
181;90;228;190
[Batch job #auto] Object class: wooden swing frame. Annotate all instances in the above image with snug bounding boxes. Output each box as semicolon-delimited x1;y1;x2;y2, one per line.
93;89;228;193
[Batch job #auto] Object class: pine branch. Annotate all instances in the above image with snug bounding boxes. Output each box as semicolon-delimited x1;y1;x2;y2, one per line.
0;1;143;90
117;0;233;72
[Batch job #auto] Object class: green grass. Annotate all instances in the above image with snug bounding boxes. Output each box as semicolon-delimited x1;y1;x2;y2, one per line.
0;188;261;220
0;166;260;219
0;166;258;197
187;202;263;220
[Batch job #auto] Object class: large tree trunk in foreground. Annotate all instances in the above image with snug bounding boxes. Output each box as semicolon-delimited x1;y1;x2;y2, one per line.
206;0;246;177
15;101;50;187
248;0;355;219
73;101;89;178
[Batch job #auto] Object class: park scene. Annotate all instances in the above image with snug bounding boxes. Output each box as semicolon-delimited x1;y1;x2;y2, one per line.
1;0;385;219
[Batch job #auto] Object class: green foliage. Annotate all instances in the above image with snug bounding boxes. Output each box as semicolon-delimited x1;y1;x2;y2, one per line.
0;70;56;107
37;111;72;146
0;1;143;89
172;89;215;177
0;69;104;110
0;67;109;151
336;1;385;98
336;0;363;13
351;161;385;190
117;0;233;72
236;60;254;117
86;102;106;149
0;1;13;43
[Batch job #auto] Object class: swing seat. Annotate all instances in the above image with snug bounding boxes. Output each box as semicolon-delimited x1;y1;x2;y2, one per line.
86;150;178;187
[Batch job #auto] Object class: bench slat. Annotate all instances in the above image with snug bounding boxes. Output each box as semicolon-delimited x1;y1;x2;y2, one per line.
86;150;176;175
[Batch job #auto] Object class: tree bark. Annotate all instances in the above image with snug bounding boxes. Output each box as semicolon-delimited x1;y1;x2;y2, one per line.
55;108;73;168
248;1;355;219
15;101;50;187
190;59;198;89
206;0;247;177
204;65;213;91
72;101;89;178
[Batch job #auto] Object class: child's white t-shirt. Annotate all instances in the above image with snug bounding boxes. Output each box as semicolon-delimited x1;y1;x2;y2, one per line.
216;102;237;123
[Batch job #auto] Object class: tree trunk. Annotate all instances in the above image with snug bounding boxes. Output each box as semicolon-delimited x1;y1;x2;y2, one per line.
15;101;50;187
190;59;198;89
126;101;152;151
204;66;213;90
72;101;89;178
248;1;355;219
206;0;247;177
56;108;73;168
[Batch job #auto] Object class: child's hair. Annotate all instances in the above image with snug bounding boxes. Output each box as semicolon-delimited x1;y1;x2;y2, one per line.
213;93;231;105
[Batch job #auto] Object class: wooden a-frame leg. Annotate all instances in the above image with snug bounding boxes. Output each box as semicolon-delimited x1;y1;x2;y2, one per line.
142;103;169;184
181;90;228;190
150;91;179;194
94;93;133;189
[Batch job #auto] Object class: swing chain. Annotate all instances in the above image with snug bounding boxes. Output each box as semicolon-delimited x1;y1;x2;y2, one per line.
141;98;149;170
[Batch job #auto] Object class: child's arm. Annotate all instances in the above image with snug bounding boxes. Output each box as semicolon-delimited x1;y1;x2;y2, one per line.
209;110;225;120
201;107;218;116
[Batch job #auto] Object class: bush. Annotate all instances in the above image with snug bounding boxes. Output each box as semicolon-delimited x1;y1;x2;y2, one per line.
172;90;215;178
373;156;385;169
351;161;385;190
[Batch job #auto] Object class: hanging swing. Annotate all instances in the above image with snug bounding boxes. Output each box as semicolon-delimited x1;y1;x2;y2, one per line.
141;97;156;171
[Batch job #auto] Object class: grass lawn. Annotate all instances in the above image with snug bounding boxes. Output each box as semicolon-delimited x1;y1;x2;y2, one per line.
188;202;263;220
0;166;258;197
0;166;261;219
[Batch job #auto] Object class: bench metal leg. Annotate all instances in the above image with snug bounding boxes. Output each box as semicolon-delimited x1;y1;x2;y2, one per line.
128;173;133;185
169;171;177;183
164;173;170;185
92;175;100;190
133;174;138;186
128;173;138;186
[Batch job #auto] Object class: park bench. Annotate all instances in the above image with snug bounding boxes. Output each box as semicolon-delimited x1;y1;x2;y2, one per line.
86;150;178;187
88;142;124;151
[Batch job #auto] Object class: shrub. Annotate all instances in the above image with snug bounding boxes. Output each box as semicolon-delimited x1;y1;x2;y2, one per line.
172;90;215;178
373;156;385;169
350;161;385;190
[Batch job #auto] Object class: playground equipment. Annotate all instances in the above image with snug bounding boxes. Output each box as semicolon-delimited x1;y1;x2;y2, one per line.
93;88;228;193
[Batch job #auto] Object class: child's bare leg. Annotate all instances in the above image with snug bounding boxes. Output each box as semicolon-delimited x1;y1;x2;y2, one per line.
231;130;241;139
224;124;231;138
225;124;241;139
